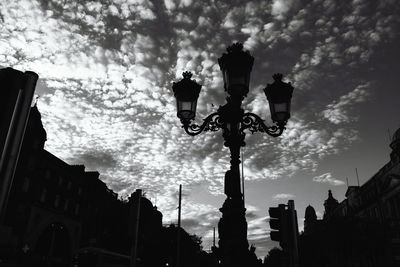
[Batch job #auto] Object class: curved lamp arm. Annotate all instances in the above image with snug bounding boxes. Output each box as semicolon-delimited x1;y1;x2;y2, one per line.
181;112;223;136
240;112;285;137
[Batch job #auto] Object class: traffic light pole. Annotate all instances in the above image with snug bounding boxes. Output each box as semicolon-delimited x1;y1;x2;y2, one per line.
268;201;299;267
287;200;299;267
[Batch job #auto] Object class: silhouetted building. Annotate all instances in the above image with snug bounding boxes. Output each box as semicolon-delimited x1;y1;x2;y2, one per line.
263;247;284;267
299;129;400;267
322;190;338;220
303;205;321;235
0;68;39;264
1;105;216;266
1;105;129;266
128;190;164;267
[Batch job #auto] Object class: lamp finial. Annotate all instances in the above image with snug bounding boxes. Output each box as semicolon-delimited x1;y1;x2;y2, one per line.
182;71;192;79
272;73;283;81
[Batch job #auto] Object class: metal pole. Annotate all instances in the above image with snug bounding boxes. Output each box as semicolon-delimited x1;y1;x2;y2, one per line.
355;168;360;187
213;227;215;247
0;71;38;224
241;151;245;204
131;189;142;267
176;184;182;267
213;227;218;267
287;200;299;267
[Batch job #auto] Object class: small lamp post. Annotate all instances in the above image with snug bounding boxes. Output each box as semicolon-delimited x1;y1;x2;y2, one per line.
172;43;294;267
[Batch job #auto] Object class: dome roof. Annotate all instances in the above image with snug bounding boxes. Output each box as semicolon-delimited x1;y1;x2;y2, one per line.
140;196;154;210
305;205;317;220
392;128;400;143
390;128;400;151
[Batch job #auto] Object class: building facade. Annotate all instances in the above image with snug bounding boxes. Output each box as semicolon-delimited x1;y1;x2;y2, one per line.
300;129;400;267
1;105;214;267
1;105;130;266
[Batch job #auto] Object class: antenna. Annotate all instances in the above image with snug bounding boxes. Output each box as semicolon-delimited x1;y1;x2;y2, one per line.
241;150;245;204
34;95;39;106
177;185;182;267
355;168;360;187
213;227;216;247
131;189;142;267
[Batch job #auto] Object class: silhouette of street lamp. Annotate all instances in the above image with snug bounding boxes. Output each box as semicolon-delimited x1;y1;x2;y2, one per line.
172;43;294;267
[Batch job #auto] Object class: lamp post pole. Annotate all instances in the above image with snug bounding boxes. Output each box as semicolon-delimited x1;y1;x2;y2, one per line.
172;43;294;267
217;94;248;267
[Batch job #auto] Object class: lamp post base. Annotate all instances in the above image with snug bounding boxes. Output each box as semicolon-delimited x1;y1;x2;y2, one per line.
218;196;251;267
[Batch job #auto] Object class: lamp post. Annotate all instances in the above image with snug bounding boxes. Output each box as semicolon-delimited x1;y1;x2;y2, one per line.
172;43;294;267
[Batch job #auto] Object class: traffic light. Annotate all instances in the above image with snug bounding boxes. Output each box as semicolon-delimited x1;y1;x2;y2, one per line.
268;201;300;267
268;204;287;243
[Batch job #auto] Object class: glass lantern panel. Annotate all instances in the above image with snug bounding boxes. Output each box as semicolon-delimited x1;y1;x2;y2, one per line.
177;100;196;120
275;112;288;122
229;76;246;86
181;101;192;111
228;72;249;96
273;103;288;113
180;110;193;120
223;70;228;87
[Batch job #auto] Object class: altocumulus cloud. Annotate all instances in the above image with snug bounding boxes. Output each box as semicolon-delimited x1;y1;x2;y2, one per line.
272;193;295;200
313;172;345;186
1;0;399;257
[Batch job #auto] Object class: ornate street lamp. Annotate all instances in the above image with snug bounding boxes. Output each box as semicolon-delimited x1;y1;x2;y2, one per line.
172;71;202;122
172;43;294;267
218;43;254;97
264;73;294;126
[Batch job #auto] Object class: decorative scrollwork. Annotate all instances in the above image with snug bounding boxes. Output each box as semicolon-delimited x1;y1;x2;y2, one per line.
240;112;284;137
182;112;223;136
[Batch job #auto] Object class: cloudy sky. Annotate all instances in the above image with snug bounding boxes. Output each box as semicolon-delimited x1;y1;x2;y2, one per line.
1;0;400;258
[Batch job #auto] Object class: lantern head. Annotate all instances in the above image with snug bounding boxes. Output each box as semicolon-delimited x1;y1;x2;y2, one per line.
218;43;254;97
172;72;202;122
264;73;294;125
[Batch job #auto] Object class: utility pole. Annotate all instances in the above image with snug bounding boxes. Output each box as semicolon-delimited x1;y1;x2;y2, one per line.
212;227;218;267
355;168;360;187
287;200;299;267
241;151;245;203
176;184;182;267
131;189;142;267
213;227;216;247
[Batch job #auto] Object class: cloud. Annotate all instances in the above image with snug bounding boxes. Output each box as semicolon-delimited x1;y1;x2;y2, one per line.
313;172;345;186
272;193;295;200
322;83;371;124
271;0;298;21
1;0;399;259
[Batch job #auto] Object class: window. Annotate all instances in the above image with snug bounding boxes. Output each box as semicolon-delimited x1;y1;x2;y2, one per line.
58;176;63;186
78;187;82;195
391;199;399;219
386;202;392;218
45;170;51;179
75;204;80;215
40;189;47;202
64;199;69;211
55;195;60;208
22;177;30;192
67;181;72;190
374;207;379;219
